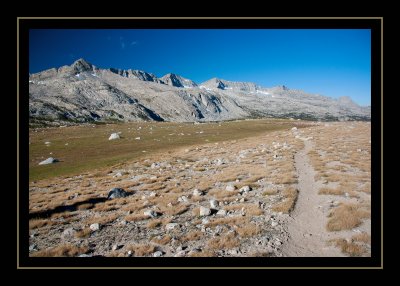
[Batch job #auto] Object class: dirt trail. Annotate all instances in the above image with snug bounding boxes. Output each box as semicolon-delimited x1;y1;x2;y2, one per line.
282;139;344;257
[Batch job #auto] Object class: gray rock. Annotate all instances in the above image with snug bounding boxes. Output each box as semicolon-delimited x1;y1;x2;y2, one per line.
210;199;219;209
153;251;163;257
109;133;120;140
90;223;100;231
239;185;251;193
165;223;179;231
271;221;278;227
193;189;204;196
78;254;92;257
174;250;186;257
144;210;158;218
216;209;227;216
107;188;127;199
38;157;58;165
29;244;37;251
199;206;211;216
226;185;236;191
61;227;76;239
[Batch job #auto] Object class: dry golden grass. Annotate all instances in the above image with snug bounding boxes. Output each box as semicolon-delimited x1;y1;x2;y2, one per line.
272;187;298;213
271;172;297;185
249;251;271;257
125;244;156;256
330;239;366;257
263;189;278;196
161;204;189;216
85;213;120;225
180;231;204;242
31;244;88;257
151;235;172;245
208;189;238;199
236;224;261;237
29;219;56;229
206;216;248;227
146;218;172;229
124;213;149;222
192;207;200;217
318;188;344;196
75;228;92;238
327;203;370;231
352;232;371;244
207;232;240;250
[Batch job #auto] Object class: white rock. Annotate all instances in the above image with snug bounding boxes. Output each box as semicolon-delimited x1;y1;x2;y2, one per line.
193;189;204;196
291;127;297;131
210;199;219;209
149;192;157;197
153;251;163;257
61;227;76;240
144;210;158;218
109;133;120;140
216;209;227;216
271;221;278;227
44;141;51;145
240;186;251;193
199;206;211;216
39;157;58;165
135;137;141;140
226;185;236;191
240;198;245;203
165;223;179;231
174;251;186;257
90;223;100;231
178;196;189;203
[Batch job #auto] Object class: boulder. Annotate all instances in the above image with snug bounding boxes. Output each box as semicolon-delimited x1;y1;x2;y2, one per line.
38;157;59;165
107;188;128;199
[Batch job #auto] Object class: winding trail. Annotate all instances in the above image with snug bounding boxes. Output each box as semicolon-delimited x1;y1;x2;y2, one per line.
281;139;344;257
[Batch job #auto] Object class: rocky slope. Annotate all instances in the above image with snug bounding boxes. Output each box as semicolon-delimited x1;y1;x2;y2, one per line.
29;59;371;125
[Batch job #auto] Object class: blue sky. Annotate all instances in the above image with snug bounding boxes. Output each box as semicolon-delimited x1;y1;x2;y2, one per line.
29;29;371;106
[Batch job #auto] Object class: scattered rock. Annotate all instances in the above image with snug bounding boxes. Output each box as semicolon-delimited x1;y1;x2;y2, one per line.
109;133;120;140
174;250;186;257
291;127;297;131
29;244;37;251
240;198;245;203
78;254;92;257
226;185;236;191
61;227;76;240
90;223;100;231
271;221;278;227
193;189;204;196
112;244;123;251
239;185;251;193
144;210;158;218
216;209;227;216
135;137;141;140
38;157;59;165
107;188;127;199
210;199;219;208
153;251;163;257
166;223;179;231
199;206;211;216
178;196;189;203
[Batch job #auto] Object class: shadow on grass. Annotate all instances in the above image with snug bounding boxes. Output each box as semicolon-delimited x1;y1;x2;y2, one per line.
29;197;108;219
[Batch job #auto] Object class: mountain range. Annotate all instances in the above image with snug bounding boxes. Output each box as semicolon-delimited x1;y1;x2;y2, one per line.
28;58;371;125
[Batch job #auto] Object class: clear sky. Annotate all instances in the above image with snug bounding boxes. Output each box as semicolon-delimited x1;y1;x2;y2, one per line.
29;29;371;106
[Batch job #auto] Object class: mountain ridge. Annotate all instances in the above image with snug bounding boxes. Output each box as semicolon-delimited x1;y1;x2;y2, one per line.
28;59;371;126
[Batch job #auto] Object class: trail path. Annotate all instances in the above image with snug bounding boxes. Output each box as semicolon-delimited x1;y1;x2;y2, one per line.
281;139;344;257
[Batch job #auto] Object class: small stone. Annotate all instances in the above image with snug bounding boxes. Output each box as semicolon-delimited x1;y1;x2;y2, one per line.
153;251;163;257
226;185;236;191
210;199;219;208
149;192;157;197
120;220;127;226
61;227;76;240
271;221;278;227
275;241;282;246
78;254;92;257
112;244;123;251
90;223;100;231
113;172;123;177
219;202;224;207
144;210;158;218
38;157;59;165
174;250;186;257
291;127;297;131
240;186;251;192
193;189;204;196
29;244;37;251
135;137;141;140
216;209;227;216
109;133;120;140
240;198;245;203
166;223;179;231
178;196;189;203
127;250;132;256
201;218;209;224
199;206;211;216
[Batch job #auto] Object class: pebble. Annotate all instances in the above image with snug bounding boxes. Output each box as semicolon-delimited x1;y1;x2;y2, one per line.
90;223;100;231
216;209;227;216
153;251;163;257
199;206;211;216
210;199;219;208
166;223;179;231
226;185;236;191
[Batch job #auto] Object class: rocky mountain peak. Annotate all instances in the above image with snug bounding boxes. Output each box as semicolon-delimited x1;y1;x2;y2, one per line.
72;58;93;72
161;73;198;88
